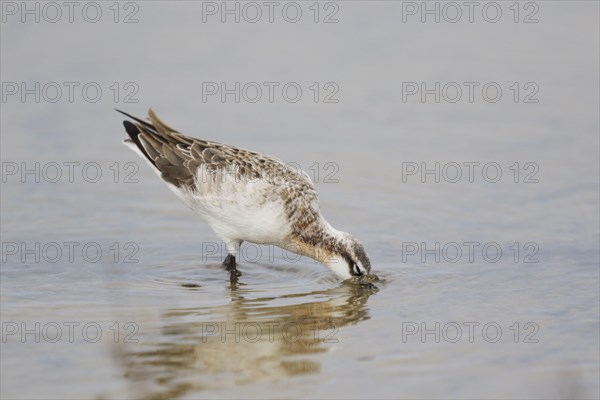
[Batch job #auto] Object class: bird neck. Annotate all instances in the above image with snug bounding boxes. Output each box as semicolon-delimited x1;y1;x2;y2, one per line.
287;218;347;266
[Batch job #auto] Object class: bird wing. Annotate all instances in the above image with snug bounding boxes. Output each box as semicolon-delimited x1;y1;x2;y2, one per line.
118;109;314;192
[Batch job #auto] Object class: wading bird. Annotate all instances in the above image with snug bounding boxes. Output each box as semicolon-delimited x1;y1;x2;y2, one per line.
118;109;371;280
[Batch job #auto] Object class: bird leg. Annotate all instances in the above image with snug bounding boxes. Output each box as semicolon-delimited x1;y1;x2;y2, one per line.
223;253;241;280
223;253;236;269
223;240;242;280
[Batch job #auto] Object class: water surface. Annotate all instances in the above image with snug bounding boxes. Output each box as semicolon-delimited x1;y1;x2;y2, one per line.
1;2;599;399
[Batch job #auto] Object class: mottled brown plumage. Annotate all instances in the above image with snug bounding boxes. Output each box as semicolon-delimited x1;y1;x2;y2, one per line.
118;109;371;280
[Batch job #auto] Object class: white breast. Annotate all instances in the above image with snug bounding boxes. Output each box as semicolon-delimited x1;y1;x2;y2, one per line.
167;165;293;245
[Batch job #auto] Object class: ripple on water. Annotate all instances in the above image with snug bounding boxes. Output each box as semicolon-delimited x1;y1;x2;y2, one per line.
121;258;396;310
145;258;397;287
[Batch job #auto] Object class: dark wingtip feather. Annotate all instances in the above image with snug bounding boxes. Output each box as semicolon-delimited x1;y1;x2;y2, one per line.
121;118;157;168
123;120;140;140
115;108;156;131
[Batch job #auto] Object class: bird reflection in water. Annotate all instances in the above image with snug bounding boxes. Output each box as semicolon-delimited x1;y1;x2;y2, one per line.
111;272;380;399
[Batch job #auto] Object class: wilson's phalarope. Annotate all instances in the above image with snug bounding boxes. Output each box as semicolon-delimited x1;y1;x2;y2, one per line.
118;109;371;280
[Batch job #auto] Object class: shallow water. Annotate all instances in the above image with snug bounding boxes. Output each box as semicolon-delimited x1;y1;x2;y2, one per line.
1;1;599;399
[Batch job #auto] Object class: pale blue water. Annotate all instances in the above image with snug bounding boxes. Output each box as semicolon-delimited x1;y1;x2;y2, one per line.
1;2;599;399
